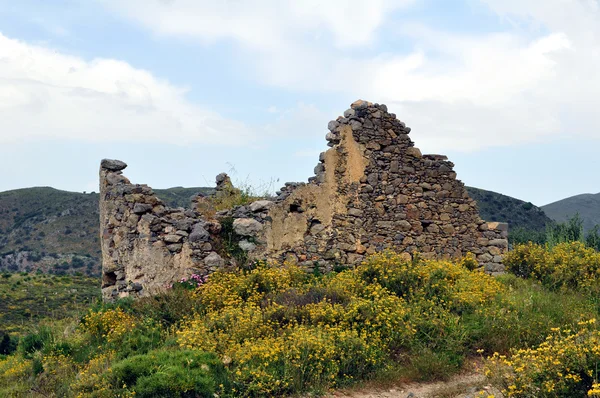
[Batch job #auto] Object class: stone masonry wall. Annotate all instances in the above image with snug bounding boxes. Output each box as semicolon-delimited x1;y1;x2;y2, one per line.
99;160;224;300
99;100;508;301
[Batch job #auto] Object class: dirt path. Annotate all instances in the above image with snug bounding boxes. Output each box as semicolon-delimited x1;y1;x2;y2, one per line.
325;372;503;398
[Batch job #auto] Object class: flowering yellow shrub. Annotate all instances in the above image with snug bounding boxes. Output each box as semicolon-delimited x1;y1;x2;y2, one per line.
178;302;278;353
458;252;479;270
80;308;137;344
194;263;308;310
177;255;502;395
504;242;548;279
0;355;31;386
505;242;600;294
329;281;415;347
71;351;115;397
358;251;505;313
228;325;381;396
4;251;570;397
34;353;78;396
486;319;600;397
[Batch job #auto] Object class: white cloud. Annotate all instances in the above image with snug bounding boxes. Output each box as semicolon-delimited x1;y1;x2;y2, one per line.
100;0;600;153
361;28;574;153
101;0;414;51
0;33;255;145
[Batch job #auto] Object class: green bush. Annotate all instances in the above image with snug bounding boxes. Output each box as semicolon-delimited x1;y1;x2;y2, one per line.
463;274;597;354
108;349;229;398
0;333;17;356
508;215;600;250
509;227;546;246
131;288;202;328
18;327;54;358
505;241;600;294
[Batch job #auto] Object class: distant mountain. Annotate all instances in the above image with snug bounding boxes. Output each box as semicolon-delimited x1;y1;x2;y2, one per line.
466;187;552;231
0;186;212;276
542;193;600;232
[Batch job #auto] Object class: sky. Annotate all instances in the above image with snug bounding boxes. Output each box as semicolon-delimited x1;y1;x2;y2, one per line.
0;0;599;206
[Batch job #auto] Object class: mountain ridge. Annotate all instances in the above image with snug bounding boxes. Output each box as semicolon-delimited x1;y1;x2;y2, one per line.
465;186;552;231
542;192;600;232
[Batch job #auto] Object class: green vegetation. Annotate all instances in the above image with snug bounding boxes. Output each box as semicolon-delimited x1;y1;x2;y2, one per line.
487;319;600;398
217;217;252;267
196;176;270;219
509;214;600;252
482;242;600;397
0;272;99;336
0;188;101;275
505;240;600;296
2;249;600;397
106;349;230;397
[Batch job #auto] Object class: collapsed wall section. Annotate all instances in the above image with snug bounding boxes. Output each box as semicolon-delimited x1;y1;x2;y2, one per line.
99;159;224;300
99;100;508;301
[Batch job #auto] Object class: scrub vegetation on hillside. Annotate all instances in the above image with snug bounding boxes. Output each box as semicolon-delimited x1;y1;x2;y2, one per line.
2;245;600;397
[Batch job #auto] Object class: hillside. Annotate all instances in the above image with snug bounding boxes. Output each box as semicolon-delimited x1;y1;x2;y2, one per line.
0;272;99;335
542;193;600;232
0;186;212;276
465;187;552;231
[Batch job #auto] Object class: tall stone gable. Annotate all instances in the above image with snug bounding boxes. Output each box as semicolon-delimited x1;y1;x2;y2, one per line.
99;100;508;301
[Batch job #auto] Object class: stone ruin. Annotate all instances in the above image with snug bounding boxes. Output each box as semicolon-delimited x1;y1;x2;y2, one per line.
99;100;508;301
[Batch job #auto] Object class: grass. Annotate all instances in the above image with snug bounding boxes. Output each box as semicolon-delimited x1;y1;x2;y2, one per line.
0;272;99;336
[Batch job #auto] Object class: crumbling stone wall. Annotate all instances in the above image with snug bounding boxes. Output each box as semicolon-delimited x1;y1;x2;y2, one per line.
99;159;224;300
99;100;508;301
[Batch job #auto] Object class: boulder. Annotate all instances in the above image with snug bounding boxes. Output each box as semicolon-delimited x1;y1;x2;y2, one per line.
132;203;153;214
131;282;143;292
405;147;422;158
163;234;182;243
233;218;263;237
106;173;129;185
397;220;412;231
351;99;369;110
489;239;509;248
101;159;127;171
204;252;224;269
249;200;274;213
239;240;257;252
189;224;210;243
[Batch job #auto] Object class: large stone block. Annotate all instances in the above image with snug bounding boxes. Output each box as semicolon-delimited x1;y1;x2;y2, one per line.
233;218;263;237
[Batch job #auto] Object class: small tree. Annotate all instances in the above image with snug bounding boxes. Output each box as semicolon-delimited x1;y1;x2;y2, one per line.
546;214;585;248
0;331;17;355
586;225;600;251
